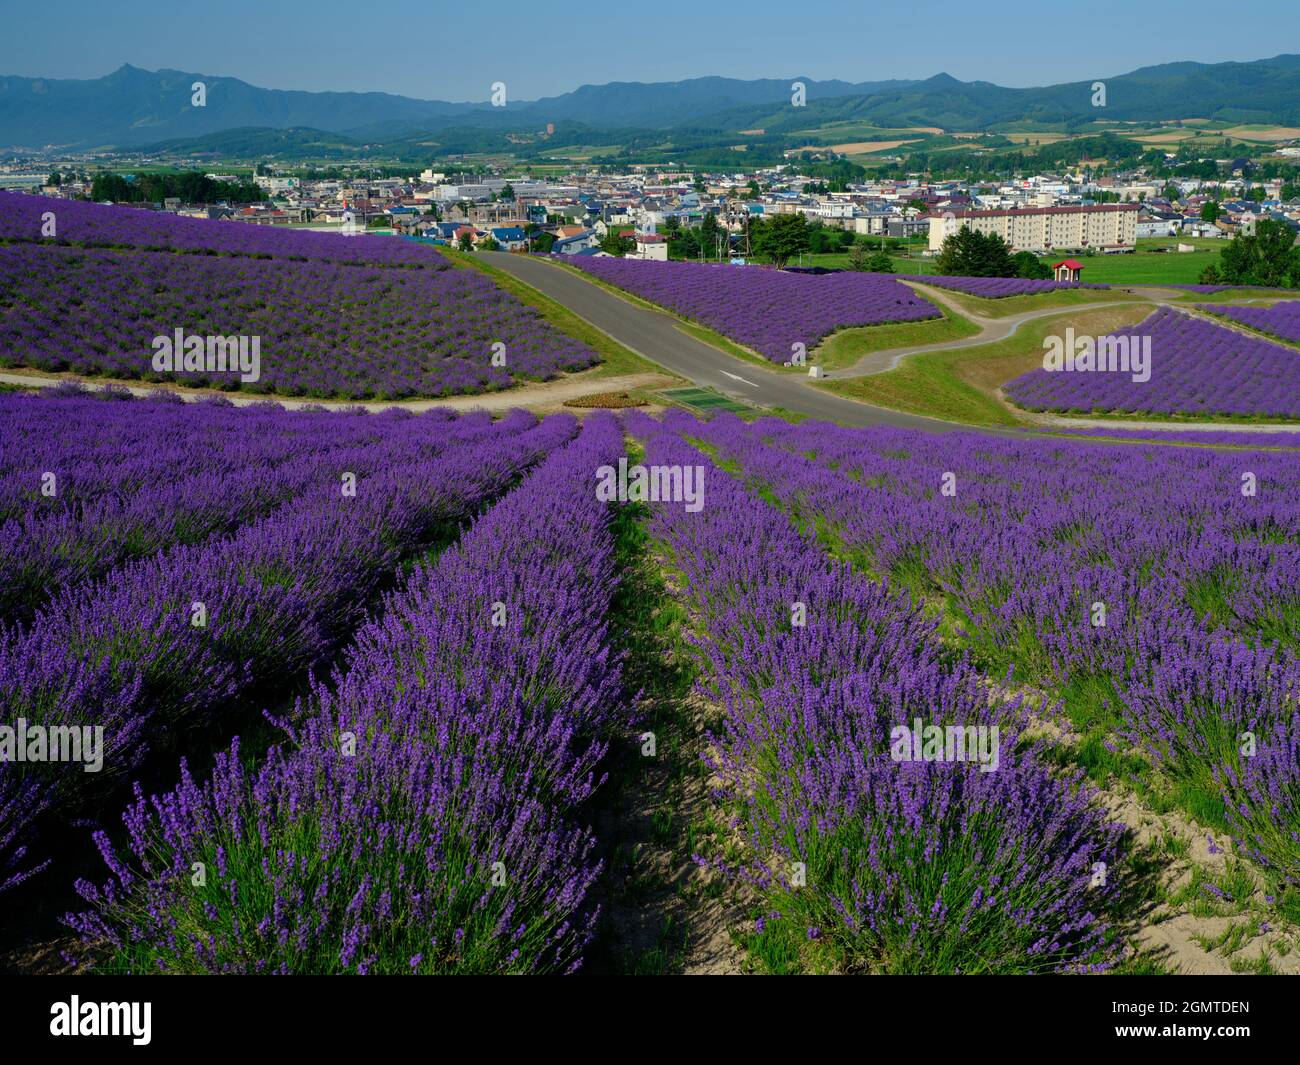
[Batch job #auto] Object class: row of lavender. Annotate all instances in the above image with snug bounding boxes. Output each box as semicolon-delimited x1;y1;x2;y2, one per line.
1206;300;1300;346
563;255;940;362
1;394;576;895
0;191;444;268
0;397;417;622
65;415;631;972
1005;307;1300;419
0;242;599;399
627;409;1125;972
696;413;1300;893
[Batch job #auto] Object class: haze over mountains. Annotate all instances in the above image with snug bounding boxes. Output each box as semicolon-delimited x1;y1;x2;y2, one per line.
2;54;1299;151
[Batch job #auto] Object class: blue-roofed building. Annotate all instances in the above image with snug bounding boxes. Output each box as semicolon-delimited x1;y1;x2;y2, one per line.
552;229;599;255
490;226;528;251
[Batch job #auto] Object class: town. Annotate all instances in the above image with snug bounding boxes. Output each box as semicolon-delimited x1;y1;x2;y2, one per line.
6;143;1298;285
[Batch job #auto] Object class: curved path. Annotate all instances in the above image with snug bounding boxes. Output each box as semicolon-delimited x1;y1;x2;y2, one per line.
479;252;961;431
830;283;1160;377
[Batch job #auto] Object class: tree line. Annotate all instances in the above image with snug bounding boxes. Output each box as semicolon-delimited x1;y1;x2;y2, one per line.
90;172;268;205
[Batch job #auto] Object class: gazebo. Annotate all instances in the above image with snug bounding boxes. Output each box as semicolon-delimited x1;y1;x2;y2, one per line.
1052;258;1083;282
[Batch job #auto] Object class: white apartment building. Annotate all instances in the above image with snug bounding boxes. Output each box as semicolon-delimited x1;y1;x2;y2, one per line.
927;204;1138;254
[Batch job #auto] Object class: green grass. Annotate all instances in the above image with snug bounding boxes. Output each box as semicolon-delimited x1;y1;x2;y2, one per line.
813;304;981;372
917;285;1145;319
817;298;1300;428
1050;250;1221;286
786;237;1233;288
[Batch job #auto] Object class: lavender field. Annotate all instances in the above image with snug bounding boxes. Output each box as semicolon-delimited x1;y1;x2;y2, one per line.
1006;307;1300;419
564;256;940;361
0;196;599;398
1206;300;1300;345
4;389;1299;976
0;191;444;266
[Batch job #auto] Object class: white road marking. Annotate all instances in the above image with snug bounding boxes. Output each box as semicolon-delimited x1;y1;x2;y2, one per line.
719;370;757;387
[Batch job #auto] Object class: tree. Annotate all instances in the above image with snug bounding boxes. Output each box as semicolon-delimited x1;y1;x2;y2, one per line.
699;213;721;259
847;241;870;271
1162;183;1180;202
600;231;634;256
457;232;474;252
1201;201;1222;223
1012;250;1052;280
752;213;811;268
500;183;515;202
935;225;1017;277
1213;218;1300;288
863;250;894;273
1198;262;1222;285
477;236;500;252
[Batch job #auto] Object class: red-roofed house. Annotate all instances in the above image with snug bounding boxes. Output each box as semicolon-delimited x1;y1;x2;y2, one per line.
1052;258;1083;282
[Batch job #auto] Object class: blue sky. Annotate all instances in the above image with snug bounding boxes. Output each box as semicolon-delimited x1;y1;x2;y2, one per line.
0;0;1292;100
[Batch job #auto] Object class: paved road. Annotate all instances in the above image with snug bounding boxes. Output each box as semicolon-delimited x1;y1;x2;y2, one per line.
480;252;961;431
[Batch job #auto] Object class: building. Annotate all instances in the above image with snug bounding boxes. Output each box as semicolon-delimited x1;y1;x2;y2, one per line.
629;232;668;261
489;226;528;251
927;204;1138;254
552;229;599;255
1052;259;1083;282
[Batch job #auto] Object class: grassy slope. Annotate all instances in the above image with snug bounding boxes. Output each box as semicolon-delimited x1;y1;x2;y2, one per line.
544;257;779;371
814;304;981;371
443;249;679;382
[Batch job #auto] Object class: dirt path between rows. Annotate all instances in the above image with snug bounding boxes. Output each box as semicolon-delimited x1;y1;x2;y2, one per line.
0;368;677;413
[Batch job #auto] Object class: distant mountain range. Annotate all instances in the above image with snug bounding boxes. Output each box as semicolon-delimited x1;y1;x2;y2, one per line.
2;55;1299;153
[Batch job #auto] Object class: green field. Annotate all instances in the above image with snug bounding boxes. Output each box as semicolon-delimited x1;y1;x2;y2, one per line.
747;237;1229;287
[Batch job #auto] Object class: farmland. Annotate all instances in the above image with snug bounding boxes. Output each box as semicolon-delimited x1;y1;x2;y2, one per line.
3;197;1300;984
1005;308;1300;420
0;193;601;399
5;389;1300;978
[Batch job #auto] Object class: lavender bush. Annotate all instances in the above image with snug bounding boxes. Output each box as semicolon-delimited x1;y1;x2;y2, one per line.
65;415;630;973
626;411;1126;973
0;400;575;891
1206;300;1300;345
0;190;443;267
